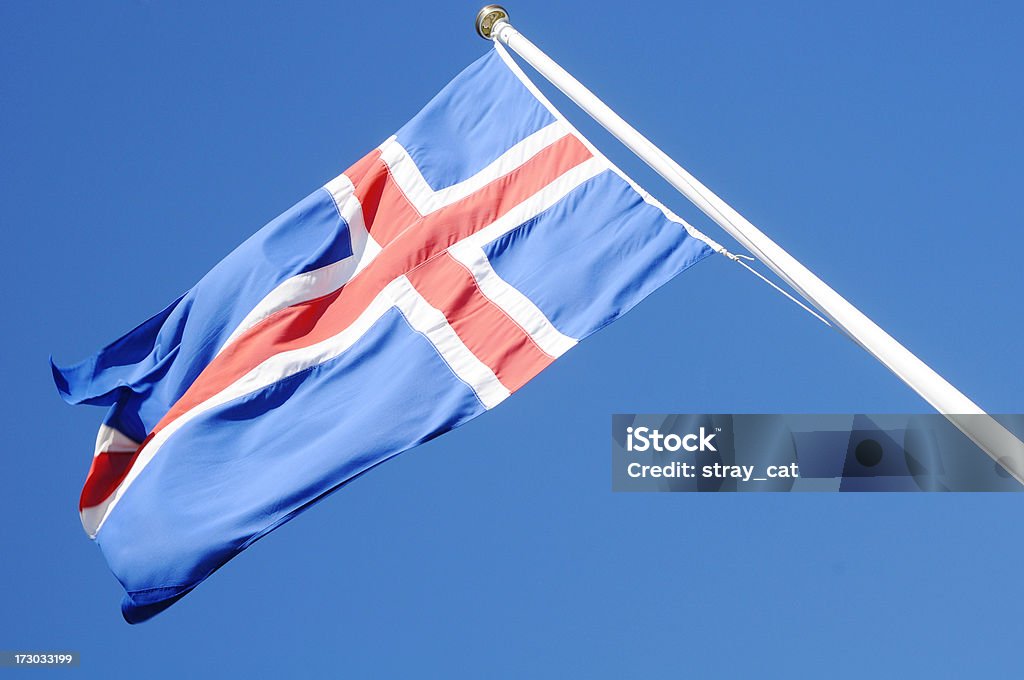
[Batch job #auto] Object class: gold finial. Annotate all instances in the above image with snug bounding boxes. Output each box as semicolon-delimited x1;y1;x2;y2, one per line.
475;5;509;39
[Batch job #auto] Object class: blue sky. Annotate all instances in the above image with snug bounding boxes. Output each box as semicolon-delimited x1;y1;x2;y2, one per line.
3;0;1022;676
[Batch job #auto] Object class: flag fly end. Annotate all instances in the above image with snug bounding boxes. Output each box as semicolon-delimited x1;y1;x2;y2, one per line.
476;5;509;39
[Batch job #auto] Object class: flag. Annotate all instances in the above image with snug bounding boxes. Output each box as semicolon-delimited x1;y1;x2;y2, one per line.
51;44;715;622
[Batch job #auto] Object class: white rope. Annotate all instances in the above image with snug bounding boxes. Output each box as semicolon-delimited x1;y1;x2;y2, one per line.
493;41;829;330
720;250;832;327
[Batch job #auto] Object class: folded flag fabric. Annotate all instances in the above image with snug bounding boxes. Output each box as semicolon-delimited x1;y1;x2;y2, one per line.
51;43;717;622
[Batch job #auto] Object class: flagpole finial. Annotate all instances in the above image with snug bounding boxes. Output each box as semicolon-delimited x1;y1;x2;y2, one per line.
475;5;509;39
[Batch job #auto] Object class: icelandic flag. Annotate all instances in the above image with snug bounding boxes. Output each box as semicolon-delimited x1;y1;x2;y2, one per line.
51;44;716;622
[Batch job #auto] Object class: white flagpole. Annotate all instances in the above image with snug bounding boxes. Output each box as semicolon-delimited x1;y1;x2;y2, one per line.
474;5;1024;483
